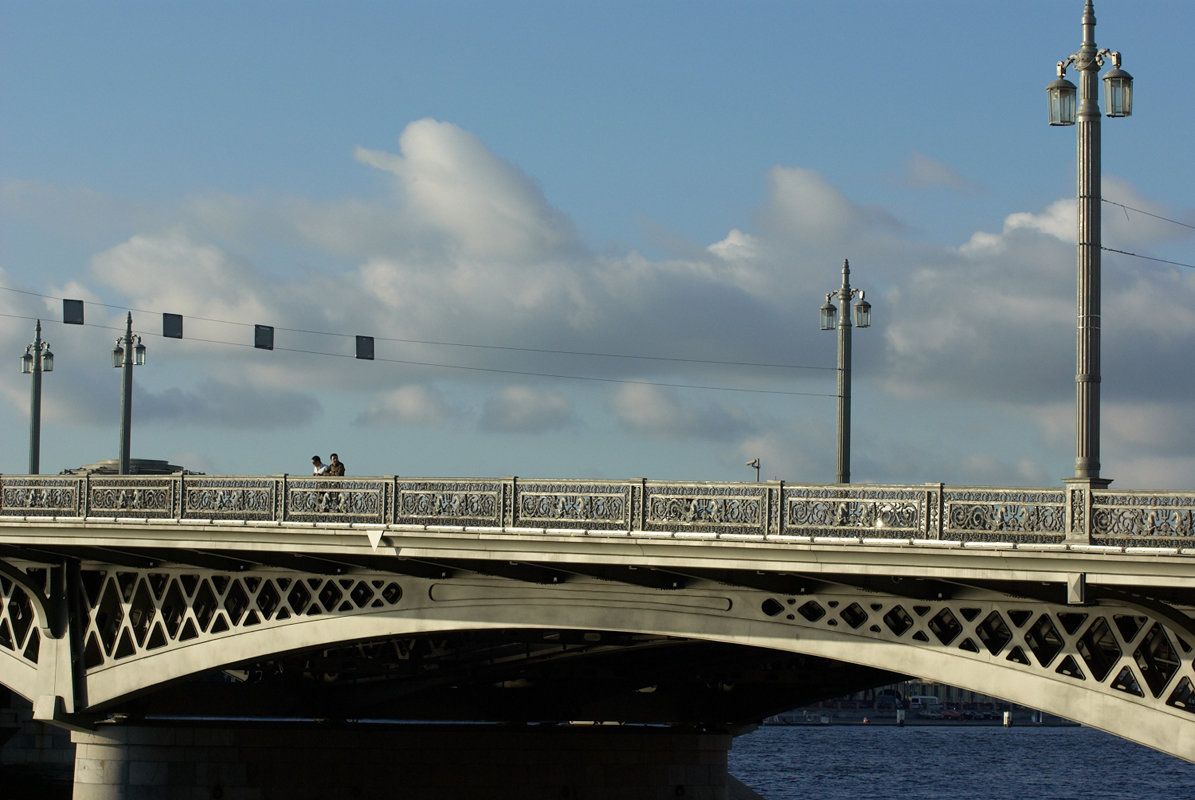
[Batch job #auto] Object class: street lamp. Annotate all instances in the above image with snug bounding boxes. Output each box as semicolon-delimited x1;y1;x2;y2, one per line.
820;259;871;484
1047;0;1132;484
112;312;146;474
746;458;760;482
20;320;54;474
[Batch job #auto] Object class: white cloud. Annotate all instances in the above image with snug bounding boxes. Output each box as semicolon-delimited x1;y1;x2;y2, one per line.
90;230;273;323
357;385;458;427
0;179;144;240
139;379;321;428
904;153;978;193
758;165;905;248
480;386;572;433
609;384;758;441
355;118;581;262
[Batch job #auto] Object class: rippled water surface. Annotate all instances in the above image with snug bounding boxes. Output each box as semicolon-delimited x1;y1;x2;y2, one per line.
729;725;1195;800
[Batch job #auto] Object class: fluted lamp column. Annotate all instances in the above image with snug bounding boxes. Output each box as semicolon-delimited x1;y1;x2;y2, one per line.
1047;0;1133;484
20;320;54;474
113;312;147;475
820;259;871;484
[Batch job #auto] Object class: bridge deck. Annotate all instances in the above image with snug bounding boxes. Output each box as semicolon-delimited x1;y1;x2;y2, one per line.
1;474;1193;764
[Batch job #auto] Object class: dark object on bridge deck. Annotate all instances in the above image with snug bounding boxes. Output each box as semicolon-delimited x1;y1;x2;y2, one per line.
61;458;199;476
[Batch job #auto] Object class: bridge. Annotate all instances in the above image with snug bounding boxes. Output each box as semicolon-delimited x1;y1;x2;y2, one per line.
1;472;1193;796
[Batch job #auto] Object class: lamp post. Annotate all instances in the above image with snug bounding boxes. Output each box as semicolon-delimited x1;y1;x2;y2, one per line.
1047;0;1132;484
746;458;760;482
820;259;871;484
20;320;54;474
112;312;146;474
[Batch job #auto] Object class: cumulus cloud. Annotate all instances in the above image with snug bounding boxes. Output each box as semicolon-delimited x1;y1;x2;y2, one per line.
609;384;758;441
90;230;273;323
357;385;458;427
480;386;572;433
904;153;978;193
131;379;320;429
0;179;145;240
757;166;906;247
355;119;581;262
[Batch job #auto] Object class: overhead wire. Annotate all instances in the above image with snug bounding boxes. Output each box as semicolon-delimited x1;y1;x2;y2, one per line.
1102;199;1195;231
1100;198;1195;270
0;285;832;373
0;303;840;399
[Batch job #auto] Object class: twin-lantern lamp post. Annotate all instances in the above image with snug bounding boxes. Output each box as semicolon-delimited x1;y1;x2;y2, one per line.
1047;0;1132;484
112;312;147;475
818;2;1131;487
19;320;54;474
820;259;871;485
20;314;146;475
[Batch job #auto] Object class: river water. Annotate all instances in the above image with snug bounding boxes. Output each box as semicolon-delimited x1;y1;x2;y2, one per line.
729;724;1195;800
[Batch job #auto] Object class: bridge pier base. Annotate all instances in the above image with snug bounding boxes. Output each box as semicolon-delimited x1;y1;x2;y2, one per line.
71;722;747;799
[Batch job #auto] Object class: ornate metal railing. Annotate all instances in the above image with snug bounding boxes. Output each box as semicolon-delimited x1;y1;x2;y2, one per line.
0;474;1192;547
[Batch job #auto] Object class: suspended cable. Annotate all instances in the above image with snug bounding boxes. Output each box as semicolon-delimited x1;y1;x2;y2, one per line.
1101;247;1195;271
1103;198;1195;231
0;284;831;373
0;310;837;399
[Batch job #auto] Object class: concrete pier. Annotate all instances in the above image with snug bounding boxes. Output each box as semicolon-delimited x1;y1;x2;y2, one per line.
71;722;740;799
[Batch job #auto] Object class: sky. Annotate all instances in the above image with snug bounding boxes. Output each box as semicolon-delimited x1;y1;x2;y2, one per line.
1;1;1193;490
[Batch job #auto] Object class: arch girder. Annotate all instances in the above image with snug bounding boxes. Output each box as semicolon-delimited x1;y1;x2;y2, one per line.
30;564;1195;763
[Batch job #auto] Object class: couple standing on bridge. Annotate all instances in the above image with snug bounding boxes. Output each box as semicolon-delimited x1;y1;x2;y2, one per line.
311;453;345;476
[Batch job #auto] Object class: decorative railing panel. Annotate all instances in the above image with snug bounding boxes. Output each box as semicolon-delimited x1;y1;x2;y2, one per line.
1091;491;1195;548
512;480;632;531
87;477;176;519
942;488;1068;544
644;483;768;535
1;474;1194;548
397;479;503;528
782;485;930;538
285;478;389;524
181;477;279;521
0;476;81;518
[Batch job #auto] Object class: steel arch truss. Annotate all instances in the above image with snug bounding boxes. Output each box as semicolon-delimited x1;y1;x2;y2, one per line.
751;586;1195;758
74;567;404;673
2;561;1193;761
0;568;48;699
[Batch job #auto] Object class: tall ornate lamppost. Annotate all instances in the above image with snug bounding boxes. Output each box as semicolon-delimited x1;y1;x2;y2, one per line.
820;259;871;484
20;320;54;474
1047;0;1132;485
112;312;147;474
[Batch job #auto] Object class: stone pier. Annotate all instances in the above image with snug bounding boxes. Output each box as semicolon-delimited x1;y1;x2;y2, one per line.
71;722;747;799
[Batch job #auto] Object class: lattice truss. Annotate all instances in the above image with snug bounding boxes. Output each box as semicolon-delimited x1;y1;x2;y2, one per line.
0;571;45;666
759;592;1195;716
4;565;1195;725
77;568;405;670
0;568;405;674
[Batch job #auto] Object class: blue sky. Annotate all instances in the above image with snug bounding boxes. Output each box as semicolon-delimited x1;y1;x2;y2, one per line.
2;1;1193;489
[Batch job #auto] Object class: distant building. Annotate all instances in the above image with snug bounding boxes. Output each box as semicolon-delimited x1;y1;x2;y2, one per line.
60;459;200;475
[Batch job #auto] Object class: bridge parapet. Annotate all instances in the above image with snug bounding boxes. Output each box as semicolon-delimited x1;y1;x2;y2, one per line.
0;474;1192;548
